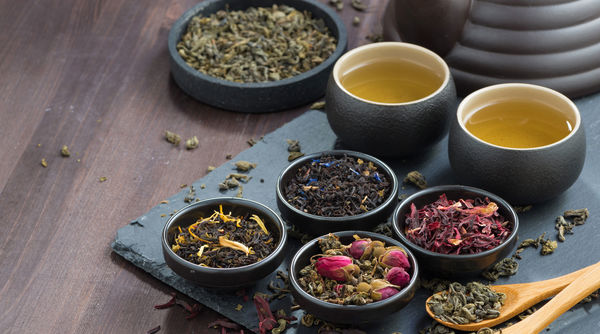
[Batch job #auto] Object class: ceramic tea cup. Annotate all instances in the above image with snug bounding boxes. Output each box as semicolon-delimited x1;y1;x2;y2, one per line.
325;42;456;157
448;83;586;204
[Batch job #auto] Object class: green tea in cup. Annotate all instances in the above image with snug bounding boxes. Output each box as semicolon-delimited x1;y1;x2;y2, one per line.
340;59;443;103
464;99;576;149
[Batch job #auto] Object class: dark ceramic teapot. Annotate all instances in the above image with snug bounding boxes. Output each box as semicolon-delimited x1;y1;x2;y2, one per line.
383;0;600;98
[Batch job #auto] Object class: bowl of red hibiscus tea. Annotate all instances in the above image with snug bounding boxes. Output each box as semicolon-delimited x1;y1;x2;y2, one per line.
289;231;420;324
276;150;399;236
161;197;287;288
391;185;519;277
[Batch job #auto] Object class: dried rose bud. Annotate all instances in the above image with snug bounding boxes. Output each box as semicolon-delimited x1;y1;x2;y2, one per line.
374;287;400;301
370;279;400;301
386;267;411;288
348;239;370;259
380;248;410;270
315;255;354;282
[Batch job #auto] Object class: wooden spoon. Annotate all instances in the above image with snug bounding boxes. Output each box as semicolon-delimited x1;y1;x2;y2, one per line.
425;261;600;332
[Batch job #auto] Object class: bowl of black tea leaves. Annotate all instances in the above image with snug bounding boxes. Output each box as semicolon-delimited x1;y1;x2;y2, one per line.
392;185;519;277
168;0;347;112
161;197;287;288
289;231;420;324
276;150;399;236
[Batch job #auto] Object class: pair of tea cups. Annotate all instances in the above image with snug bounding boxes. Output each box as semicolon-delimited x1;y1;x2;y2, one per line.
325;42;586;204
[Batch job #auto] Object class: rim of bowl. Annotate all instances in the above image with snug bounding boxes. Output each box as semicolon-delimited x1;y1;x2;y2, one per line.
456;83;581;151
167;0;348;89
276;150;399;222
392;185;519;260
332;41;451;106
289;230;420;311
162;197;288;272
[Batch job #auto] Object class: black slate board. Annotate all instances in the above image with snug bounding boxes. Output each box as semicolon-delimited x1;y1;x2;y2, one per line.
112;98;600;333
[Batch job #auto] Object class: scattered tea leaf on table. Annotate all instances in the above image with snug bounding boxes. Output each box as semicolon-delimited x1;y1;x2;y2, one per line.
165;130;181;145
60;145;70;157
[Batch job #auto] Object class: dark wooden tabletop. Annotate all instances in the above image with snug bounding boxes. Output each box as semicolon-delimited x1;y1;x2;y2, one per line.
0;0;388;332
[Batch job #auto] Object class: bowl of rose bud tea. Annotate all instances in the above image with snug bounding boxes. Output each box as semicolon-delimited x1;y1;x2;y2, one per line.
161;197;287;288
276;150;399;235
392;185;519;277
289;231;419;324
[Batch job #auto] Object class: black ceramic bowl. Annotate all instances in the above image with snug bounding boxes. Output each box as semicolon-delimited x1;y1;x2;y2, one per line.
392;185;519;277
326;42;456;157
276;150;399;236
448;83;586;204
289;231;419;324
161;197;287;288
168;0;347;112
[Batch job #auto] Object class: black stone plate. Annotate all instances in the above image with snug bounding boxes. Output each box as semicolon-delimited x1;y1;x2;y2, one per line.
112;97;600;332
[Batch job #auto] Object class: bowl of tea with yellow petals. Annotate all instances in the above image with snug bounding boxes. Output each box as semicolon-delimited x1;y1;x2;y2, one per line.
289;231;419;324
161;197;287;288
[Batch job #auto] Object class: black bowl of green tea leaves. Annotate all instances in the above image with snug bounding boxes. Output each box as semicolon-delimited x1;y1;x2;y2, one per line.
276;150;399;236
289;231;420;324
392;185;519;277
168;0;347;112
161;197;287;288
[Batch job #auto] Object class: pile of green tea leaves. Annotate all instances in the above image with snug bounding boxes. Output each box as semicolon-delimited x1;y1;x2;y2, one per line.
177;5;337;83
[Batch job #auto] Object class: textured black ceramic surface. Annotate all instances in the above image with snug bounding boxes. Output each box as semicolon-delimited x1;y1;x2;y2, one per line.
168;0;347;112
383;0;600;98
276;150;399;236
325;66;456;157
448;110;586;205
392;185;519;277
161;197;287;288
289;231;419;324
112;103;600;333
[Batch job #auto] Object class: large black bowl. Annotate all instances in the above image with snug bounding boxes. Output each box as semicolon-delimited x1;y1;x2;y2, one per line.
276;150;399;236
168;0;347;112
392;185;519;277
289;231;420;324
161;197;287;288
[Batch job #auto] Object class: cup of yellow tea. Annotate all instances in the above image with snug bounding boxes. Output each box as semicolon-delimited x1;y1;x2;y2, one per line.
325;42;456;157
448;83;586;204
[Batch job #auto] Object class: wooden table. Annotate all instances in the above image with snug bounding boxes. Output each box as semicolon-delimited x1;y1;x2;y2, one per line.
0;1;387;332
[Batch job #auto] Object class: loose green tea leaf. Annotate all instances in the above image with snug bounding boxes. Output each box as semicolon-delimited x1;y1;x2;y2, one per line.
329;0;344;11
60;145;71;157
185;136;199;150
227;173;251;183
513;205;532;213
351;0;367;11
218;178;239;190
247;138;257;147
234;161;256;171
310;101;326;110
286;139;301;152
482;258;519;281
419;321;456;334
428;282;505;325
177;5;337;83
41;158;48;168
207;166;216;173
165;130;181;145
352;16;361;26
99;176;107;182
403;170;427;189
564;208;589;225
366;33;384;43
183;185;196;203
421;278;451;294
288;151;305;161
